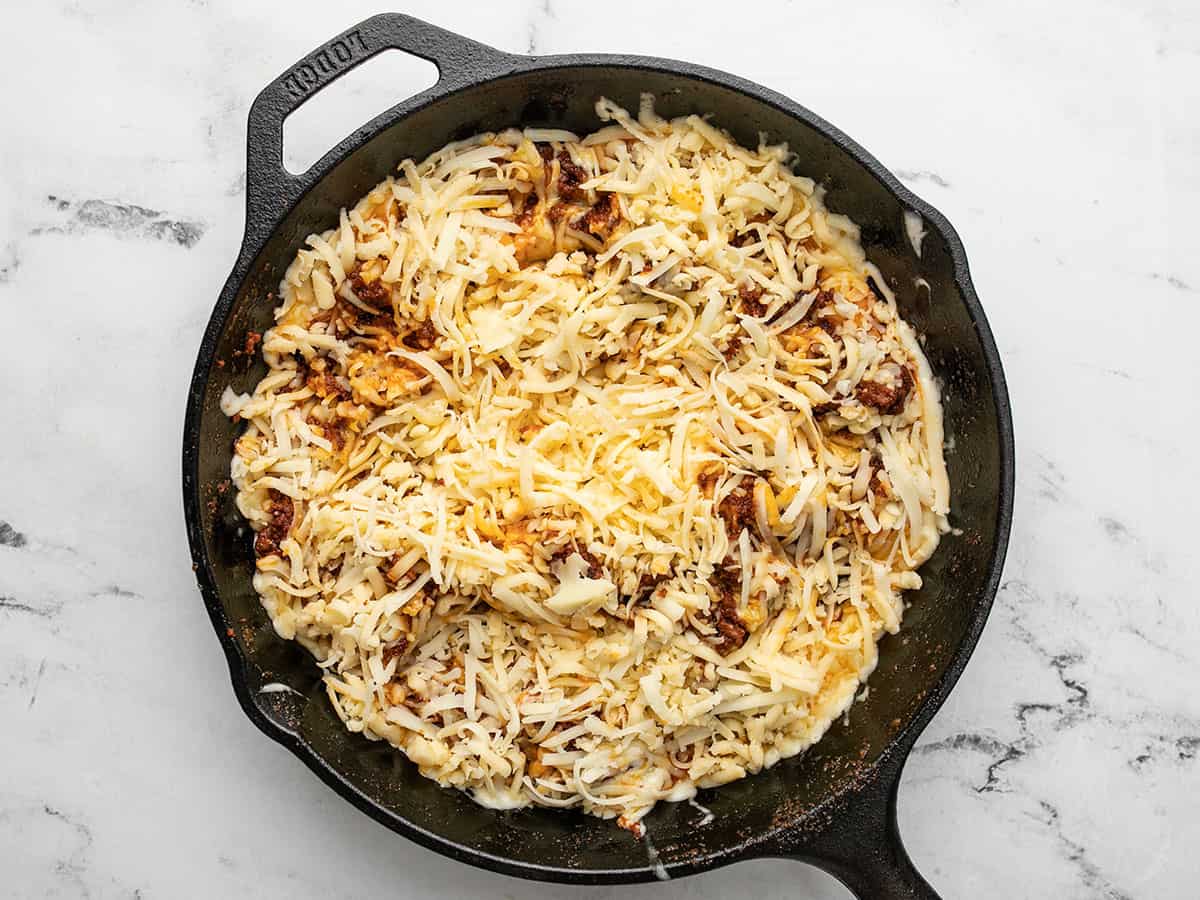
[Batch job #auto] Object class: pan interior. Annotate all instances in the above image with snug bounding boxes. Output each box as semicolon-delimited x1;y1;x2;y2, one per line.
192;65;1006;876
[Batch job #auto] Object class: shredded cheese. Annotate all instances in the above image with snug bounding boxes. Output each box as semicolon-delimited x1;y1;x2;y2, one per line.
228;97;950;826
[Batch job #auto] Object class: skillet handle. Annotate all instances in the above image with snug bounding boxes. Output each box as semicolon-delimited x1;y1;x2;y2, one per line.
773;753;941;899
244;13;514;232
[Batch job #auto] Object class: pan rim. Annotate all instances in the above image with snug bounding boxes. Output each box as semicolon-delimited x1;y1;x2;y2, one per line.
182;51;1014;885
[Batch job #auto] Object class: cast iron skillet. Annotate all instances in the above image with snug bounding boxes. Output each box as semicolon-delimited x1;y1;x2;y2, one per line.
182;13;1013;896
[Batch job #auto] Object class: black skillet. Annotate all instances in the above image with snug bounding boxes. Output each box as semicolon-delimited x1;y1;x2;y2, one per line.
182;14;1014;896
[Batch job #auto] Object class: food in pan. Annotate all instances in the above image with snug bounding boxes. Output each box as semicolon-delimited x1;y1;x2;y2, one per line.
222;96;950;827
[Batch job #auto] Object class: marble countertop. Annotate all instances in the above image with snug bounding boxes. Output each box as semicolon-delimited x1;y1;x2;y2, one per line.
2;0;1196;896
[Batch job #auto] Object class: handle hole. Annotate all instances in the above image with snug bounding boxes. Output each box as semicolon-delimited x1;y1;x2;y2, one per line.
282;49;439;176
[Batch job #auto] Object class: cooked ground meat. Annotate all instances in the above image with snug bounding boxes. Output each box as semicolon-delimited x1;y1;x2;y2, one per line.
306;413;346;452
801;290;841;334
254;489;294;557
718;478;756;538
629;571;669;605
707;561;749;652
729;212;773;248
738;282;766;317
349;266;391;307
556;149;588;202
382;638;409;666
816;318;842;338
721;334;746;361
402;318;438;351
574;193;621;240
810;288;835;312
551;543;606;579
768;288;836;329
855;366;914;415
515;192;538;228
304;365;351;402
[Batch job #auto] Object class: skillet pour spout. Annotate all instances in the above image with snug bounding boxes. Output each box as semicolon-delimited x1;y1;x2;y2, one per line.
182;12;1014;894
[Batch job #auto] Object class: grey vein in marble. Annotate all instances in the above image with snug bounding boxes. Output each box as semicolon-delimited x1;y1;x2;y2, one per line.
26;658;47;710
88;585;140;600
0;521;28;548
32;196;207;248
526;0;554;54
915;581;1094;796
894;169;952;188
1149;272;1192;291
1130;734;1200;772
1031;801;1133;900
0;596;54;618
40;805;95;898
1033;452;1067;502
0;243;18;283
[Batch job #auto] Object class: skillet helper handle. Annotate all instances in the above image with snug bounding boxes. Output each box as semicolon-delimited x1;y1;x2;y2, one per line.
245;13;513;219
779;759;941;899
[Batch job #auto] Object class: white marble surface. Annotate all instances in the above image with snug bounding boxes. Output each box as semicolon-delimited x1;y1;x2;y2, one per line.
1;0;1196;896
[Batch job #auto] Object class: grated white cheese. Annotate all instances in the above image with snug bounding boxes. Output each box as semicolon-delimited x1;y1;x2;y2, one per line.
228;97;950;826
